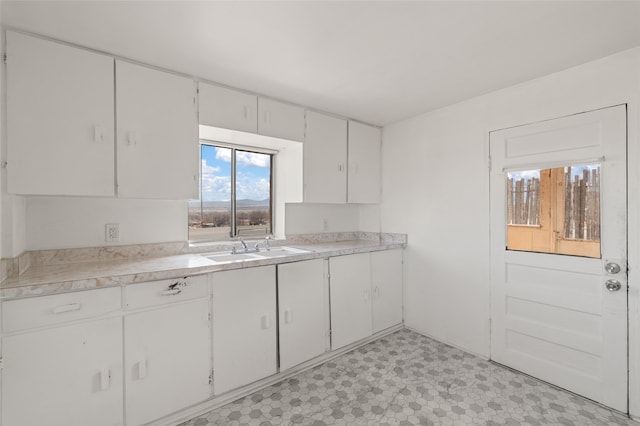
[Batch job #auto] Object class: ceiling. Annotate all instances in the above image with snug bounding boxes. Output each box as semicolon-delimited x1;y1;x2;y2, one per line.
3;1;640;126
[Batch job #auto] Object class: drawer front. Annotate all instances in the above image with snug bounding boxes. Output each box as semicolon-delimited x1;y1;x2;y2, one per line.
2;286;122;333
125;275;208;310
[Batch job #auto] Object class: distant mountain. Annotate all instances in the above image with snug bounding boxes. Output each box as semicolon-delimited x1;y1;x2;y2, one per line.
188;199;269;209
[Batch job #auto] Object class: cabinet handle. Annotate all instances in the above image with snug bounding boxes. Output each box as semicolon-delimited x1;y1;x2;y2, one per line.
284;309;293;324
263;110;271;125
93;125;103;142
161;289;182;296
138;360;147;380
373;286;380;300
262;314;271;329
127;131;137;146
338;163;344;172
100;368;111;391
52;303;82;314
364;289;370;301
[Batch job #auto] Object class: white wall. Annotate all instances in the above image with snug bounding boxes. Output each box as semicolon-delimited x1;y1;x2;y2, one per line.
285;203;360;235
285;203;380;236
26;197;187;250
382;47;640;417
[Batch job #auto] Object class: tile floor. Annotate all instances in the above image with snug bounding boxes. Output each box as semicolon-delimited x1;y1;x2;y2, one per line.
181;329;639;426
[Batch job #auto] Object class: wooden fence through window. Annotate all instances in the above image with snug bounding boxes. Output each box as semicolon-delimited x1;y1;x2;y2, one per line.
507;176;541;226
507;166;600;241
563;166;600;241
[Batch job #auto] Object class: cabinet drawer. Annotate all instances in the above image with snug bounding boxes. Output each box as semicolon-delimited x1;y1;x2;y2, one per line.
125;275;208;310
2;287;122;333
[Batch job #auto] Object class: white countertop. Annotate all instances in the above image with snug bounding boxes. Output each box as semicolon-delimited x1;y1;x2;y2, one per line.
1;240;405;299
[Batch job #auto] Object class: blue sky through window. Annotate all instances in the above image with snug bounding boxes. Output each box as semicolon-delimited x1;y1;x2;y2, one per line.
201;145;270;202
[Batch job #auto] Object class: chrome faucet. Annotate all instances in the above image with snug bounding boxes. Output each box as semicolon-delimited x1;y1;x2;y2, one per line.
265;236;271;251
239;239;248;252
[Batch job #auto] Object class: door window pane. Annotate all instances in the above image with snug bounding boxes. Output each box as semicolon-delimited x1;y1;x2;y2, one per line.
506;164;601;258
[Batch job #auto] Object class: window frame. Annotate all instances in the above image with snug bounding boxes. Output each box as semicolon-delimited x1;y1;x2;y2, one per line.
191;139;276;242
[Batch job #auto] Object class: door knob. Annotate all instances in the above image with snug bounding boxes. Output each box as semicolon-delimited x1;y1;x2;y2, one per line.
605;279;622;292
605;263;621;274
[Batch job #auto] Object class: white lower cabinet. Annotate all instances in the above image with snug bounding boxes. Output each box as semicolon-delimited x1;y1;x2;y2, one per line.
124;276;211;425
329;252;373;350
0;250;403;425
212;266;277;395
372;249;404;333
330;250;404;350
278;259;329;371
1;287;123;426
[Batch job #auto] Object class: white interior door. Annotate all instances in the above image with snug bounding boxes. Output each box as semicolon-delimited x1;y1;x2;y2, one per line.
490;105;628;411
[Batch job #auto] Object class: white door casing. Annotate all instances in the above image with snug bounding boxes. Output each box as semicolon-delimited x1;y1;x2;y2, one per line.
489;105;628;411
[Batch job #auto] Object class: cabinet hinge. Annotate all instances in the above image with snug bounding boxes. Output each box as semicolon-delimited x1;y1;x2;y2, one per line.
0;357;3;369
209;369;214;385
3;53;7;64
208;312;212;321
487;156;492;171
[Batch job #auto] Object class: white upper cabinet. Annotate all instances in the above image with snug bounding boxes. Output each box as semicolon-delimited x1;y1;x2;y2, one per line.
304;111;348;203
257;98;306;142
6;31;115;196
116;61;198;199
348;121;381;204
199;83;257;133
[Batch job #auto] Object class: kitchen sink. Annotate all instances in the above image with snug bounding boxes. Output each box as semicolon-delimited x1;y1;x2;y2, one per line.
202;246;312;264
253;247;311;257
203;253;260;263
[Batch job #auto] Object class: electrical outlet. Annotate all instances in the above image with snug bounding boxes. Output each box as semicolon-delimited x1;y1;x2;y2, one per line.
105;223;119;242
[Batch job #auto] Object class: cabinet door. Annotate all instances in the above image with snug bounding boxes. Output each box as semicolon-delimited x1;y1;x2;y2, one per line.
212;266;277;394
371;249;404;333
329;253;372;350
278;259;328;370
116;60;198;199
304;111;347;203
6;31;114;196
2;318;123;426
258;98;305;142
348;121;381;203
199;82;257;133
125;299;211;425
